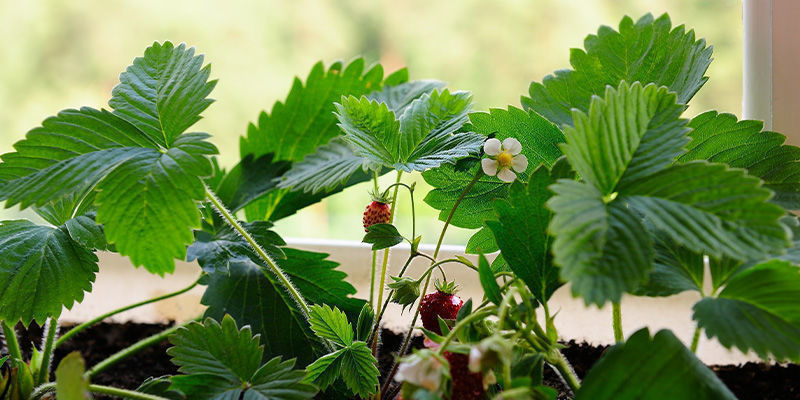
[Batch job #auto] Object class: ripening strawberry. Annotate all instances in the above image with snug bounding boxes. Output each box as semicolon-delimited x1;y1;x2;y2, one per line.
444;351;487;400
363;193;391;232
419;280;463;335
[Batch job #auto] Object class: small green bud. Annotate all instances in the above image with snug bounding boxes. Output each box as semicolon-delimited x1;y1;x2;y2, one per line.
388;276;421;312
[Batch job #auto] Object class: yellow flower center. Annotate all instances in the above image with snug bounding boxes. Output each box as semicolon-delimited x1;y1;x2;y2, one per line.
497;151;513;167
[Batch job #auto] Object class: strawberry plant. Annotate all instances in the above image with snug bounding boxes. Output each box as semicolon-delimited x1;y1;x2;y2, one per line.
1;11;799;400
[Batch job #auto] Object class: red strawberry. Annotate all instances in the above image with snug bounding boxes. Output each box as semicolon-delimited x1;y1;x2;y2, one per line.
419;280;463;335
363;200;391;232
444;351;486;400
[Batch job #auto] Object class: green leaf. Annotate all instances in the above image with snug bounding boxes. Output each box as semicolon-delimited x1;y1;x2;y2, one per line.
212;153;291;213
635;230;704;297
168;315;317;399
95;134;216;274
339;342;380;399
576;328;735;399
548;181;653;305
367;80;446;116
304;349;345;391
549;81;789;305
241;58;401;163
523;13;712;126
136;377;185;400
197;236;365;366
278;138;376;194
680;111;800;209
693;260;800;362
560;82;688;195
478;254;502;306
109;41;216;147
308;305;354;347
362;223;404;250
63;215;106;250
487;167;563;304
465;226;498;254
187;220;286;275
0;220;98;326
336;89;484;172
55;352;91;400
423;163;509;231
0;355;8;368
355;303;374;342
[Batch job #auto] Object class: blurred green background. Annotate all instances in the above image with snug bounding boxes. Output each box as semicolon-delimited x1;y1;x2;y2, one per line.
0;0;743;244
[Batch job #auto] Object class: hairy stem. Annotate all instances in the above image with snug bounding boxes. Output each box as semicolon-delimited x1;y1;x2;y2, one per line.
370;250;377;306
57;276;202;348
1;321;22;361
35;318;58;385
548;349;581;395
205;184;310;317
31;382;171;400
612;301;623;343
691;325;702;353
85;320;193;378
380;168;483;398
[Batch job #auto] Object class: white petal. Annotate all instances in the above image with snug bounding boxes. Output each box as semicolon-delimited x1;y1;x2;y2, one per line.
484;138;502;156
511;154;528;172
481;158;498;176
502;137;522;155
497;167;516;182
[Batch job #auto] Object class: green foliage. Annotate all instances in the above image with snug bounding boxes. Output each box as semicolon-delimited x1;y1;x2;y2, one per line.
308;305;354;348
0;220;98;326
576;328;735;399
55;352;91;400
277;138;376;194
423;107;565;254
523;13;712;126
487;167;562;304
211;153;291;213
635;231;704;297
336;88;484;172
168;315;317;399
362;223;404;250
0;42;219;274
681;111;800;210
477;253;502;305
693;260;800;362
109;42;217;147
304;342;379;399
549;82;788;305
63;215;106;251
240;59;405;221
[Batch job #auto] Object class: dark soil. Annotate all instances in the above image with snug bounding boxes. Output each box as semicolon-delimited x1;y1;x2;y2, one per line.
5;322;799;399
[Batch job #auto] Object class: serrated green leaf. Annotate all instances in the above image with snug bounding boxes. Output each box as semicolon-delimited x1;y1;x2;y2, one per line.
308;305;354;347
488;167;563;304
523;13;712;126
62;215;106;250
635;231;704;297
277;138;375;194
367;80;445;116
55;352;91;400
303;349;345;391
339;342;379;399
576;328;735;399
478;254;502;305
136;376;185;400
362;223;404;250
168;316;316;400
0;220;98;326
212;153;291;213
680;111;800;209
109;41;216;147
465;226;498;254
423;163;509;230
693;260;800;362
187;220;286;275
95;134;216;274
355;303;374;342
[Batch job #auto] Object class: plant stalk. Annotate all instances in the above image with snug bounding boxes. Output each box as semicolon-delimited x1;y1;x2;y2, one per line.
35;318;58;385
205;184;310;317
548;349;581;395
57;276;202;348
30;382;171;400
612;301;623;342
691;325;702;353
1;321;22;362
85;320;193;378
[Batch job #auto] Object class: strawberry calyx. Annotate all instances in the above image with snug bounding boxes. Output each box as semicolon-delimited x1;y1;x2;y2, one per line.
434;279;458;295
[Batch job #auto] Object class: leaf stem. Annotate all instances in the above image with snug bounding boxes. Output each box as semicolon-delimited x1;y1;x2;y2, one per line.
1;321;22;361
435;309;495;355
691;325;702;353
205;184;311;317
547;348;581;395
370;250;377;306
35;318;58;385
30;382;171;400
57;275;202;348
85;319;194;378
612;301;623;342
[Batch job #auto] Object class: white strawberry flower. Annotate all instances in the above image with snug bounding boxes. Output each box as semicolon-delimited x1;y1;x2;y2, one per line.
481;137;528;182
394;349;448;392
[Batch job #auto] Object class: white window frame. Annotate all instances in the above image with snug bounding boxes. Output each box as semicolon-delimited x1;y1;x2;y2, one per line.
743;0;800;142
